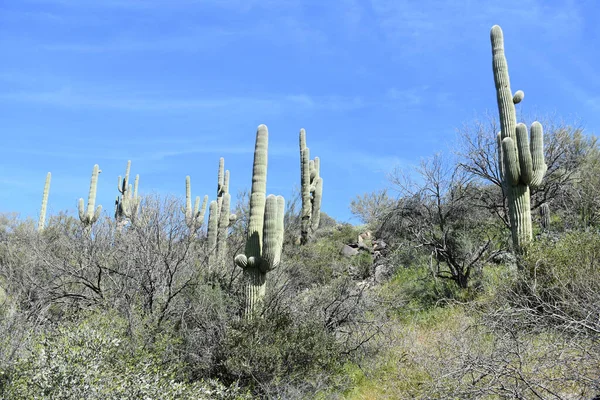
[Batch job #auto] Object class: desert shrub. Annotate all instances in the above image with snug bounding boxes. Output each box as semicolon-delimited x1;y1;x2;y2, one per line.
0;310;251;400
350;251;373;280
497;231;600;336
350;189;396;229
283;242;338;288
178;284;238;379
0;195;388;399
416;230;600;399
218;311;343;397
214;274;386;398
382;263;477;317
283;223;365;288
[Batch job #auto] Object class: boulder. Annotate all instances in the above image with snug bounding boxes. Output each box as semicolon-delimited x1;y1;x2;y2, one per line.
340;244;359;257
374;263;394;283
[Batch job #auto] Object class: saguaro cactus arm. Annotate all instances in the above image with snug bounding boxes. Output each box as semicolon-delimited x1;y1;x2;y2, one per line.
217;157;225;197
311;176;323;231
79;164;102;226
299;128;323;244
117;160;131;195
260;195;285;273
501;137;520;186
183;175;207;230
38;172;51;232
528;122;547;188
207;158;238;267
207;200;219;253
116;161;141;223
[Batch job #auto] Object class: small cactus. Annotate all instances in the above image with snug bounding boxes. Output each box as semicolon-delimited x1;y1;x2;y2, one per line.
299;128;323;244
182;175;208;232
539;203;550;231
234;125;285;317
490;25;547;252
115;160;141;227
78;164;102;227
38;172;51;232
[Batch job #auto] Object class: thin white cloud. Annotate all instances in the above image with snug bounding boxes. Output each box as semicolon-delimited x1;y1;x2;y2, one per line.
354;153;409;174
522;46;600;114
39;22;327;54
8;0;584;57
42;30;239;53
385;86;453;110
386;87;423;106
0;88;280;112
22;0;301;11
10;0;329;54
0;85;371;114
369;0;584;50
323;146;410;175
3;144;256;162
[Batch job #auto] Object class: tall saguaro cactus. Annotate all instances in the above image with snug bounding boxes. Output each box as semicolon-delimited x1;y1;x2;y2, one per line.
491;25;547;252
183;176;208;232
299;128;323;244
115;160;141;227
38;172;51;232
208;158;237;266
234;125;285;317
78;164;102;227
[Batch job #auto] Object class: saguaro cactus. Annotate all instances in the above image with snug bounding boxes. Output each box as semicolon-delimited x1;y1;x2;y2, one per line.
38;172;51;232
207;200;219;256
183;175;208;232
234;125;285;317
299;129;323;244
491;25;547;252
115;160;141;227
79;164;102;227
208;158;237;266
539;203;550;231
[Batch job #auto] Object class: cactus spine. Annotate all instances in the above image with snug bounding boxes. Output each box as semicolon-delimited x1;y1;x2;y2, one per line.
207;159;237;266
183;176;208;232
491;25;547;252
234;125;285;317
78;164;102;227
299;129;323;244
115;160;141;227
38;172;51;232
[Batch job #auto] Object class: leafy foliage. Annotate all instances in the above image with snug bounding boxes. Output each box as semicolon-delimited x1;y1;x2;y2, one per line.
1;311;251;400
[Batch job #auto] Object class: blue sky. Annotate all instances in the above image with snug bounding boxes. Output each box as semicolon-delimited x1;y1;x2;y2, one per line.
1;0;599;224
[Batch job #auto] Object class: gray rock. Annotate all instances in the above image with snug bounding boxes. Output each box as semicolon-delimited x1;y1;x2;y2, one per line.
374;263;394;283
340;244;359;257
490;250;517;266
373;239;387;251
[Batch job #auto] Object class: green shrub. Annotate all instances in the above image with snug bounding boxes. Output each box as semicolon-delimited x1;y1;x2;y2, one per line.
383;264;478;317
524;231;600;284
283;223;365;287
218;309;344;398
497;231;600;336
350;251;373;280
1;311;250;400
